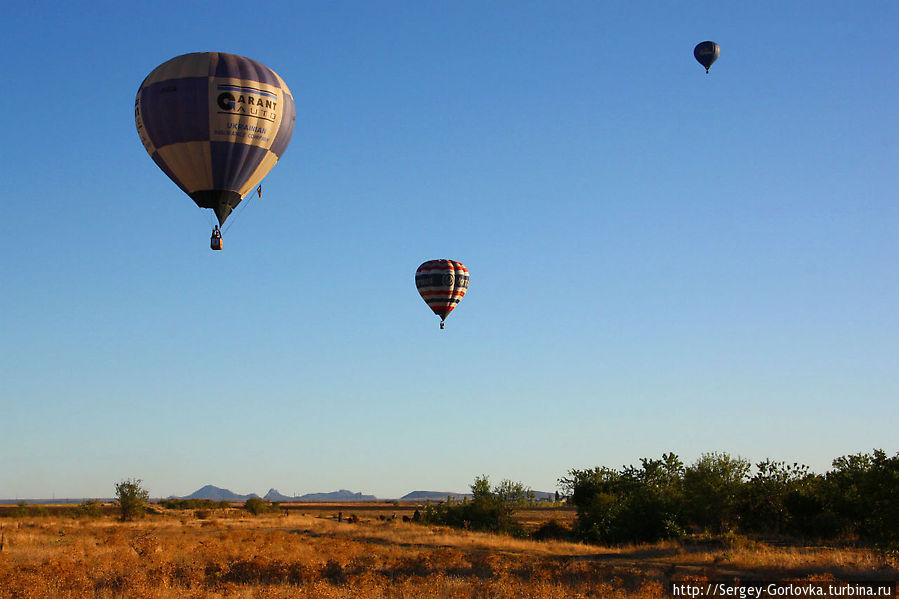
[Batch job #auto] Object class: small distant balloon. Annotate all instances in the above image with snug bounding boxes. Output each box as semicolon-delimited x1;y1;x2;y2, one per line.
693;41;720;73
415;260;469;329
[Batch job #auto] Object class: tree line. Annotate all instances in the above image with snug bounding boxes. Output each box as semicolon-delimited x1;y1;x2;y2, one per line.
559;449;898;550
414;449;897;552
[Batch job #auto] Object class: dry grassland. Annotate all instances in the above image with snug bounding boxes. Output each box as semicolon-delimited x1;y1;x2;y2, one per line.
0;510;895;598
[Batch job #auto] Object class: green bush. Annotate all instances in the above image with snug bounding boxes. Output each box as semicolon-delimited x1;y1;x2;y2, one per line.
419;475;527;535
244;497;275;515
561;450;898;548
71;500;104;519
827;450;899;551
159;498;218;510
561;453;686;544
115;478;150;521
682;453;750;534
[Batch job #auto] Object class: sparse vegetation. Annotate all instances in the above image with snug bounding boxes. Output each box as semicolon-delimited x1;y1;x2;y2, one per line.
0;450;894;597
71;499;104;519
0;509;893;598
11;501;50;518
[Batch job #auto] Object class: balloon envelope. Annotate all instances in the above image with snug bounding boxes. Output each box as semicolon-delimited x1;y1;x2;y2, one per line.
693;41;720;72
135;52;296;224
415;260;469;324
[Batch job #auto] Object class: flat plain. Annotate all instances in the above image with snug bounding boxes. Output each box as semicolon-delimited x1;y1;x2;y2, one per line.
0;504;895;598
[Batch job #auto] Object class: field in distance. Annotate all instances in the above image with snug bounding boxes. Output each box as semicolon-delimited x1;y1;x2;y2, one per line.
0;504;895;598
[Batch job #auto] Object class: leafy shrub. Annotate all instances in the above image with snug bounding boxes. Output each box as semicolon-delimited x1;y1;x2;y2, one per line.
561;453;686;544
561;450;898;548
115;478;149;521
71;500;103;519
419;475;527;535
159;498;218;510
244;497;276;515
682;453;750;534
827;450;899;551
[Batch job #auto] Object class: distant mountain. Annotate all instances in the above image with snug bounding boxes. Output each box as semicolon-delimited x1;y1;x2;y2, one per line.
178;485;259;502
401;490;557;501
177;487;376;503
264;488;377;502
263;488;294;502
300;489;377;502
401;491;471;501
171;485;555;504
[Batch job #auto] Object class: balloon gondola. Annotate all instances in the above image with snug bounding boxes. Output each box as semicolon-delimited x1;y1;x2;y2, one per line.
135;52;296;249
210;225;223;250
415;260;469;329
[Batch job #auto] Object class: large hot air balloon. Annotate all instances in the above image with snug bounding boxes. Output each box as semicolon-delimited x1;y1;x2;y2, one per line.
415;260;469;329
135;52;296;247
693;41;720;73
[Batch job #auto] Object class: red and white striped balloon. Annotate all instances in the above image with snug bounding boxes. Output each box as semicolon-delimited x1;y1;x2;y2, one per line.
415;260;469;329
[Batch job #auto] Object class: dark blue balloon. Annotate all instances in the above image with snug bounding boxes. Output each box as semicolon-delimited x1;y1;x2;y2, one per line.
694;41;720;73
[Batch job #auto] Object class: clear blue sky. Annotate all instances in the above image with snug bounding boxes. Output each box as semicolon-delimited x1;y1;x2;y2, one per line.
1;1;896;499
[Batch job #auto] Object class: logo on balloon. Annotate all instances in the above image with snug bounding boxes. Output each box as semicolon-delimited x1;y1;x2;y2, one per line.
215;85;278;123
217;92;236;110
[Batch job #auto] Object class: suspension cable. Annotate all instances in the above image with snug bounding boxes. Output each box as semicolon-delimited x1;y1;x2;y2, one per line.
222;185;261;236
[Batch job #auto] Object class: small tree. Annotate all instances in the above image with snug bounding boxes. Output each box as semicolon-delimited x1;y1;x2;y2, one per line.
471;475;491;501
244;497;271;515
115;478;149;521
419;475;527;534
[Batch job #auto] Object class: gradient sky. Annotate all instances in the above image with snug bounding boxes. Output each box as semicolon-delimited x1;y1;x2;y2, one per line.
1;1;896;500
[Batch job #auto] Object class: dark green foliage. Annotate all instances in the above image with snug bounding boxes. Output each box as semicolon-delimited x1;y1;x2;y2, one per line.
741;461;838;538
560;450;899;549
827;450;899;552
115;478;150;521
419;475;527;535
244;497;276;515
560;453;686;544
741;460;806;533
783;475;839;538
159;498;219;510
682;452;750;534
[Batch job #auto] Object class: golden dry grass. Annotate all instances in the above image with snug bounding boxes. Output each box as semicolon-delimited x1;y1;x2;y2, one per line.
0;510;894;598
